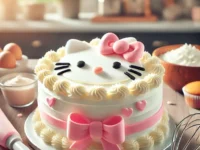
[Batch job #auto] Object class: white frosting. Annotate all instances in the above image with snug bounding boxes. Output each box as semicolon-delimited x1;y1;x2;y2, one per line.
56;39;146;85
160;44;200;66
4;75;34;86
38;82;162;121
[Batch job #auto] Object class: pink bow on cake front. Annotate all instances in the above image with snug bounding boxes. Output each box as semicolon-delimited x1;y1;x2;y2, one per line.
67;113;125;150
99;33;145;62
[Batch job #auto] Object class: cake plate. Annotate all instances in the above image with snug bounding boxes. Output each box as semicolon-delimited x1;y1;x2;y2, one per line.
25;111;176;150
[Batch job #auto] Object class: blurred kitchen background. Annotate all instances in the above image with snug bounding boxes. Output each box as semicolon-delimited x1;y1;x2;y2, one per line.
1;0;200;58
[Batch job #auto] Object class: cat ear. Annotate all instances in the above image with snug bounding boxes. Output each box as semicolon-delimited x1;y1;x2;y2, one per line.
121;37;137;44
65;39;91;54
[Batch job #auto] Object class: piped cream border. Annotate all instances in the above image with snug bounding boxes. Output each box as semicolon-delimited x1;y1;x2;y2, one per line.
32;109;169;150
34;48;165;101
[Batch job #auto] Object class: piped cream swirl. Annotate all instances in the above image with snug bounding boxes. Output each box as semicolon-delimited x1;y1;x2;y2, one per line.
43;75;58;91
57;47;65;58
148;64;165;75
35;64;50;74
68;85;86;98
40;128;55;144
90;38;101;46
137;135;154;149
144;73;162;88
149;129;164;143
89;86;107;100
38;58;54;70
108;84;129;100
129;80;149;95
44;50;60;62
37;70;51;83
143;56;160;68
34;121;45;135
53;80;70;96
51;134;63;149
141;51;151;63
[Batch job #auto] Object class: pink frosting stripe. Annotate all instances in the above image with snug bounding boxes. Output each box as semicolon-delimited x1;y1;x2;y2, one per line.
39;105;163;135
39;110;66;129
125;105;163;135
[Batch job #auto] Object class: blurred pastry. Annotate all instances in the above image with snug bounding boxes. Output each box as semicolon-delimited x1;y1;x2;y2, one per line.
183;81;200;109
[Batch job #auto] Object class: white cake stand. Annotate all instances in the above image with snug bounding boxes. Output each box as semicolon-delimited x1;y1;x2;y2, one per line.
25;111;176;150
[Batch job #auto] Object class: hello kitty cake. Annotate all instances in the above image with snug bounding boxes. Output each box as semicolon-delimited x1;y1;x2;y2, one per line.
0;43;29;77
33;33;169;150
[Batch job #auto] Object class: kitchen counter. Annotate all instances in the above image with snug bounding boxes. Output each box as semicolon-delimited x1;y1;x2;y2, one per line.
1;14;200;33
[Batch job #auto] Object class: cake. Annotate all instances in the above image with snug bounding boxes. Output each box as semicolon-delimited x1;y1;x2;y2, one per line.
0;43;30;77
33;33;169;150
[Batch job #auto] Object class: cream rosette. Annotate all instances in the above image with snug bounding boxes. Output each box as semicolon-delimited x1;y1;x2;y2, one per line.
37;70;51;83
137;135;154;149
62;137;71;149
57;47;65;58
148;64;165;75
53;80;70;96
38;57;54;70
68;84;87;98
144;73;162;89
43;75;58;91
33;121;45;135
40;128;56;144
123;140;139;150
129;80;149;95
35;64;50;74
90;38;101;46
143;56;160;69
89;86;107;101
149;129;164;144
44;50;60;62
51;134;63;149
140;51;151;63
108;84;129;100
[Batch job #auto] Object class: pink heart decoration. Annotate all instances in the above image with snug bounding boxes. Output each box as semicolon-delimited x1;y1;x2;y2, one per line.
47;97;56;107
135;100;147;111
121;108;133;117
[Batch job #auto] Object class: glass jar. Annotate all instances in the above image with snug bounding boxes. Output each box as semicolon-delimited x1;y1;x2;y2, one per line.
0;73;38;108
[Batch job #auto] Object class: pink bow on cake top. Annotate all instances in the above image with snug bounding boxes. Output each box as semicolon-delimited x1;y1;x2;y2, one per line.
67;113;125;150
99;33;145;62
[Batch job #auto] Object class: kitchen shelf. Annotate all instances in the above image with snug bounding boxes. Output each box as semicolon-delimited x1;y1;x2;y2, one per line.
0;14;200;33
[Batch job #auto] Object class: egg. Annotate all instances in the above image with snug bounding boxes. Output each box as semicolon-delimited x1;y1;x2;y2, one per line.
4;43;22;60
0;51;16;68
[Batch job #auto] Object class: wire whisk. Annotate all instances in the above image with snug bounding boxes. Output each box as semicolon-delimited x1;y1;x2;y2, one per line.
171;113;200;150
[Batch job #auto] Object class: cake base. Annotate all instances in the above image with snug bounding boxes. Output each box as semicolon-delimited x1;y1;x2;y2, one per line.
25;110;175;150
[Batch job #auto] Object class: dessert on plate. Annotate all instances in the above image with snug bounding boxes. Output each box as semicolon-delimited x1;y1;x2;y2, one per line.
0;43;29;77
33;33;168;150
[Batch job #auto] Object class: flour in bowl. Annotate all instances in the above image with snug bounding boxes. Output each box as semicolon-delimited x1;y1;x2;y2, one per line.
160;44;200;66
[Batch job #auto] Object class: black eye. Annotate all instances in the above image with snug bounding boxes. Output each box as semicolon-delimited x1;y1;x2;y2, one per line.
113;61;121;69
77;61;85;68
